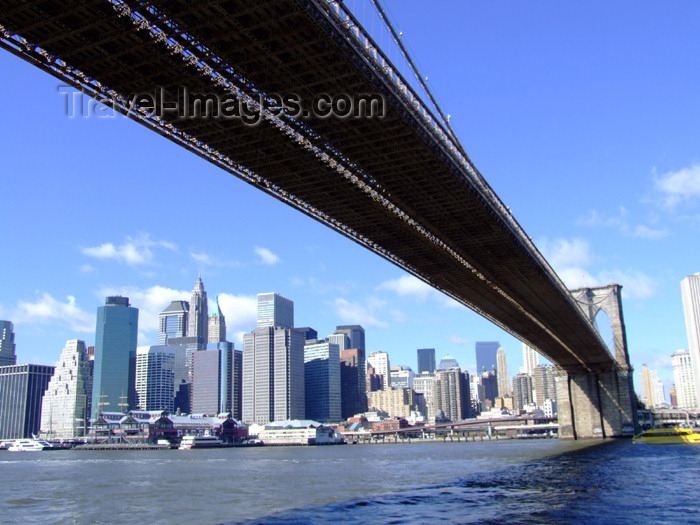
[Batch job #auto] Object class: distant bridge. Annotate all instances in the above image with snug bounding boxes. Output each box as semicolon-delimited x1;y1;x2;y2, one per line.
0;0;636;437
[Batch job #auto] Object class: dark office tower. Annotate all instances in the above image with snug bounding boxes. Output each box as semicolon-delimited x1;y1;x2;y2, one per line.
304;340;341;423
512;373;533;414
191;342;241;417
481;368;498;407
208;295;227;344
188;276;208;343
0;364;54;439
295;327;318;341
475;341;499;374
0;321;17;366
417;348;436;374
340;347;367;419
167;336;201;413
335;325;365;351
158;300;189;345
366;365;383;392
91;296;139;420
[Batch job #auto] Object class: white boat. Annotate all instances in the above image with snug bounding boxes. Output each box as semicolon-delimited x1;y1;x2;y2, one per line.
8;439;54;451
178;435;225;450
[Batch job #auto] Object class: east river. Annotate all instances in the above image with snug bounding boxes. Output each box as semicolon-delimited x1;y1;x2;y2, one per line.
2;439;699;524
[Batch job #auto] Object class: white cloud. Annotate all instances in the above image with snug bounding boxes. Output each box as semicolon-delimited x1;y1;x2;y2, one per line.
577;207;667;240
596;270;656;300
332;298;387;328
79;264;95;273
217;293;258;335
577;207;628;228
538;237;656;299
97;285;190;338
539;237;592;270
254;246;281;265
448;335;471;345
190;251;239;267
81;233;176;266
631;225;668;240
13;293;94;332
378;275;434;300
654;164;700;208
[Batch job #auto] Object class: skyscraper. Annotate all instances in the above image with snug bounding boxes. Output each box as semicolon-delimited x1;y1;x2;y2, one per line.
639;364;658;408
435;367;470;422
475;341;499;374
413;372;436;420
304;339;341;423
242;326;305;424
340;347;367;419
257;292;294;329
167;335;201;413
328;333;349;352
40;340;92;439
0;321;17;366
367;351;391;389
417;348;436;374
91;296;139;420
437;355;459;370
135;345;175;413
681;274;700;407
671;349;697;408
512;373;533;413
533;365;557;407
188;276;208;343
191;341;242;417
522;343;539;376
496;347;511;398
390;366;414;389
335;325;365;351
0;364;54;439
208;294;227;344
158;300;189;345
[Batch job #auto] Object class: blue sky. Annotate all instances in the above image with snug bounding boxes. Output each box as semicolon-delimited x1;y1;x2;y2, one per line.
2;1;700;400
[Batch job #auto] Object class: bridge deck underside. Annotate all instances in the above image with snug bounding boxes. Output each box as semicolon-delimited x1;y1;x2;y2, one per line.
0;0;615;373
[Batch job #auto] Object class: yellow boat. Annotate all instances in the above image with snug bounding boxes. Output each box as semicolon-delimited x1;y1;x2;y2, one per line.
633;423;700;444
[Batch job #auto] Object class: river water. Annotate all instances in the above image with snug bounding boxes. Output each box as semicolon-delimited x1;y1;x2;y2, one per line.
1;439;699;524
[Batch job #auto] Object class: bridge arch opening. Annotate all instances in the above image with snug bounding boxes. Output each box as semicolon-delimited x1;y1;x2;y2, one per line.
593;309;615;356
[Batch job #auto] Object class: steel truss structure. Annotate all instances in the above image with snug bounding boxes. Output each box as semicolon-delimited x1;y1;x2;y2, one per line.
0;0;619;374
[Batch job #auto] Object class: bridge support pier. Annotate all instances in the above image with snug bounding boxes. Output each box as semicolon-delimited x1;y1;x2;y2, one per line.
556;369;637;439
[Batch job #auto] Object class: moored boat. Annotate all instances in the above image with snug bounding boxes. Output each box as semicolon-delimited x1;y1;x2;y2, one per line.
178;435;225;450
7;439;55;451
633;424;700;445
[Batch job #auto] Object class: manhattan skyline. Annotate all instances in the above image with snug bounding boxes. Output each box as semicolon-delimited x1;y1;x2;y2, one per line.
2;2;700;395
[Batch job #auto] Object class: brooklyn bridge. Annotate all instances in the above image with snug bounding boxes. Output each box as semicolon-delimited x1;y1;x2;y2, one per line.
0;0;637;438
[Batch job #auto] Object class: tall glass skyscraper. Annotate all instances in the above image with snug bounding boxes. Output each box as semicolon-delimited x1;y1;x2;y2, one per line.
257;292;294;329
91;296;139;420
0;320;17;366
417;348;436;374
681;274;700;408
188;276;208;343
475;341;499;374
158;300;189;345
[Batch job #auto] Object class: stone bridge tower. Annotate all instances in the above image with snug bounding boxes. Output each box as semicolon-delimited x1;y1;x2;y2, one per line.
555;284;638;439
